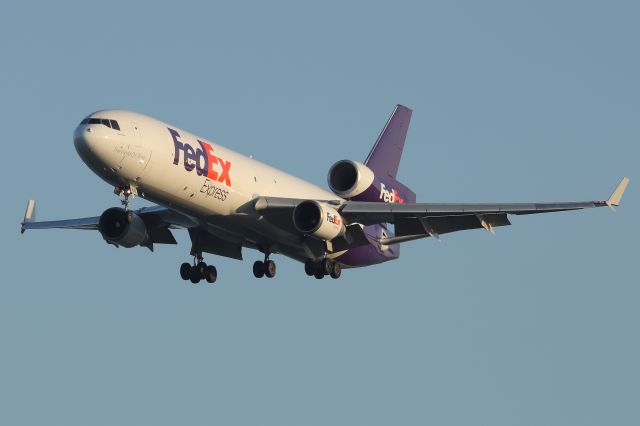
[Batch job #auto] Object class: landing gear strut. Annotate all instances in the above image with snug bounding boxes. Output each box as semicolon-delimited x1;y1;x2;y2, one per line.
305;258;341;279
180;253;217;284
253;251;276;279
114;185;135;211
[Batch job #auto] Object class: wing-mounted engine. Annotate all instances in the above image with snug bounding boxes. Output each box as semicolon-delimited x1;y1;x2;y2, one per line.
327;159;416;203
98;207;148;248
293;200;346;241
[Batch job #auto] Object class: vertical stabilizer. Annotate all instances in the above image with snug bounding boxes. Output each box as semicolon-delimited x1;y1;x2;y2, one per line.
365;104;412;179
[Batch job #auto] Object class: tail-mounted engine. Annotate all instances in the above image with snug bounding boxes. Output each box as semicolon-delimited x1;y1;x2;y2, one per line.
327;160;375;199
327;159;416;203
293;200;346;241
98;207;148;248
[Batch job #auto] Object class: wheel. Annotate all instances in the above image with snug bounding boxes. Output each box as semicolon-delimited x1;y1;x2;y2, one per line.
264;260;276;278
330;262;342;279
314;270;325;279
304;259;315;276
180;262;191;280
204;265;217;284
320;258;333;275
253;261;265;278
189;266;201;284
196;261;207;277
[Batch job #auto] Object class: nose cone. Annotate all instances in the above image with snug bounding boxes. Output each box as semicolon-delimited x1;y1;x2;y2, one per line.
74;123;92;159
74;118;123;178
74;122;104;169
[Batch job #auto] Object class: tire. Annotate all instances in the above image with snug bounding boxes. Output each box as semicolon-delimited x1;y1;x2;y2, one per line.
205;265;217;284
189;266;201;284
253;261;265;278
304;259;315;276
264;260;276;278
197;261;207;277
330;262;342;279
321;258;333;275
180;262;191;280
314;270;325;279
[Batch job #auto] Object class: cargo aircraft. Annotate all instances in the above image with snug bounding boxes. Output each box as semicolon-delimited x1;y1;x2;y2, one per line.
21;105;629;283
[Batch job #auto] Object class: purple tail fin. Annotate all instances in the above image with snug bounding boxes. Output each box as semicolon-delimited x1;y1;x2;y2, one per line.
337;105;415;266
364;104;416;203
365;104;412;179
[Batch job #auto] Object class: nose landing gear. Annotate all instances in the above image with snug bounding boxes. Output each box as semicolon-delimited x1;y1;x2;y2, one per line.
180;253;217;284
114;185;138;211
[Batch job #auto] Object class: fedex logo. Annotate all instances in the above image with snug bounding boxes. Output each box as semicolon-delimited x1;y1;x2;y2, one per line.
327;212;341;226
379;183;405;204
169;128;232;187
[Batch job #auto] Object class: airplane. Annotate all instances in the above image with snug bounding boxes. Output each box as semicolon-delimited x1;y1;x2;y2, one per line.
21;105;629;283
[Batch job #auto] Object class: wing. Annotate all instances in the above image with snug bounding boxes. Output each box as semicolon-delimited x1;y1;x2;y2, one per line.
21;199;98;232
339;178;629;243
252;178;628;247
20;200;197;249
20;201;190;232
20;200;246;258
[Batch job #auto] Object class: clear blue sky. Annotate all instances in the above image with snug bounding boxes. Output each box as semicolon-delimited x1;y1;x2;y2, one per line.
1;1;638;425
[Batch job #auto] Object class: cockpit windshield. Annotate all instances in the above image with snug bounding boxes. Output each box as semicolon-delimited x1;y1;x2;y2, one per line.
80;117;120;131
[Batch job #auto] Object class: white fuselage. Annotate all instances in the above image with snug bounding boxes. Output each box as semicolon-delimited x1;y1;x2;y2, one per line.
74;110;343;260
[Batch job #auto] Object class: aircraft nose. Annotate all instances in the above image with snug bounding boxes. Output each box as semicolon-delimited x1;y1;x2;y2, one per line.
74;122;99;159
73;119;119;172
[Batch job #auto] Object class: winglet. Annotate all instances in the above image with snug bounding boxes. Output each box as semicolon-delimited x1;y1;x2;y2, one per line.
606;177;629;210
21;199;36;234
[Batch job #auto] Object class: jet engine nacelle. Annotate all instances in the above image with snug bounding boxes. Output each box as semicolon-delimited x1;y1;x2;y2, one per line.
327;160;375;199
98;207;148;248
293;200;346;241
327;159;416;204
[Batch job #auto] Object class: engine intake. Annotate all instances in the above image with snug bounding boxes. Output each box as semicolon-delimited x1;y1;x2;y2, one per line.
98;207;148;248
327;160;375;199
293;200;346;241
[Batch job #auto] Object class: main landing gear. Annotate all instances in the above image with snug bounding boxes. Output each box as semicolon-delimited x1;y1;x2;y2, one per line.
180;253;217;284
253;253;276;279
305;258;341;279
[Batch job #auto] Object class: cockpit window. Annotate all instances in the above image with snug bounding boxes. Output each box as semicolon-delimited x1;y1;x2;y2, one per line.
80;117;121;130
